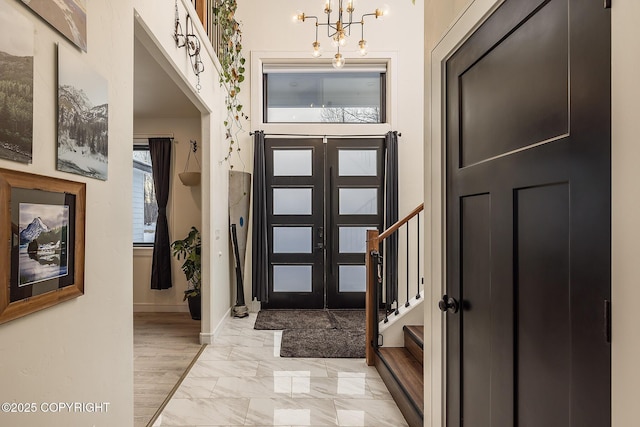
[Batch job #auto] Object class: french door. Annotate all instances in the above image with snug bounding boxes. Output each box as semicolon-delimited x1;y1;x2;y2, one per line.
263;138;384;309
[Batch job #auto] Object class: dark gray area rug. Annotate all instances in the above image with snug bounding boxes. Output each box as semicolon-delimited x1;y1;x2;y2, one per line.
254;309;366;358
280;328;365;358
253;309;334;330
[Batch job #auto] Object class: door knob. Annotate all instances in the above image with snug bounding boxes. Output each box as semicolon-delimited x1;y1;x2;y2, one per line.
438;294;459;314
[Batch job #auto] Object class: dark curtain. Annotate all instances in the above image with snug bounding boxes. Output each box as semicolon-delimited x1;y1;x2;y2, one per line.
384;131;399;307
251;131;269;302
149;137;173;290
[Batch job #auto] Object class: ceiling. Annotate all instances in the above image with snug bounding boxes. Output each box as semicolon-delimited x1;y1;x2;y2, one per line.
133;36;201;119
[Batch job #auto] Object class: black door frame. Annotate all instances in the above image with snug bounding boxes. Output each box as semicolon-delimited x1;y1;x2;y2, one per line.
327;138;385;309
262;137;385;309
264;138;325;309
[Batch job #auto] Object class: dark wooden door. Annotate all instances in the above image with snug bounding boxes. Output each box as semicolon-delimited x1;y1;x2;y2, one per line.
445;0;610;426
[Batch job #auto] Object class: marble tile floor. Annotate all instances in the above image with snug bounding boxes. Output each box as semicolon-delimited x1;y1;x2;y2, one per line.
152;312;408;427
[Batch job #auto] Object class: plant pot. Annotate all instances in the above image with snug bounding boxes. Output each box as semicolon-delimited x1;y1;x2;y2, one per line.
187;295;201;320
179;172;201;186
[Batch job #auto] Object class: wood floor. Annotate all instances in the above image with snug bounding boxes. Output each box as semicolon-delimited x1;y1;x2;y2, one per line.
134;312;203;427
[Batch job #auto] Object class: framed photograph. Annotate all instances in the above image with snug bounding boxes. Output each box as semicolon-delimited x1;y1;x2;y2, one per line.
57;45;108;180
0;1;34;164
0;168;85;325
19;0;87;52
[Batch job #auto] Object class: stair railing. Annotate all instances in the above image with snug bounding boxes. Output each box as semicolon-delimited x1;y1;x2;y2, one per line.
188;0;224;58
366;203;424;365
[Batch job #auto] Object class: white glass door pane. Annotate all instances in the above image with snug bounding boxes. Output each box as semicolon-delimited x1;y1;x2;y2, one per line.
339;265;366;292
274;150;312;176
339;188;377;215
338;150;377;176
273;265;312;292
273;188;312;215
339;227;377;253
273;227;312;253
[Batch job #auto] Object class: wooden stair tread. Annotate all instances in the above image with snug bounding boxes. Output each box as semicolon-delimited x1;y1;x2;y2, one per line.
403;325;424;348
376;347;424;417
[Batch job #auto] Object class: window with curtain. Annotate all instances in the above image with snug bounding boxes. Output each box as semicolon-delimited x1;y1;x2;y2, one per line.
133;144;157;245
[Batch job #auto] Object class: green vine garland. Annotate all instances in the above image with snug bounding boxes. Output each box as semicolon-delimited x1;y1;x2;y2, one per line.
213;0;247;165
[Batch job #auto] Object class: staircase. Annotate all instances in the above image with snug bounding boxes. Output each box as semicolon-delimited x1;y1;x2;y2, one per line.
365;204;425;427
375;325;424;427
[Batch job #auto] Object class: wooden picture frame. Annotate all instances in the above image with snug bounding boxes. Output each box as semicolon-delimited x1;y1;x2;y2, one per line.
0;168;86;325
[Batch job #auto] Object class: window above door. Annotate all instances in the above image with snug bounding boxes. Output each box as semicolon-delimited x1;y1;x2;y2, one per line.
264;70;386;124
251;53;397;135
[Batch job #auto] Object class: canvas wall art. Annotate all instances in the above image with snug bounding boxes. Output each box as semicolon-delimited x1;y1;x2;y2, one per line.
0;1;34;164
57;45;108;180
20;0;87;52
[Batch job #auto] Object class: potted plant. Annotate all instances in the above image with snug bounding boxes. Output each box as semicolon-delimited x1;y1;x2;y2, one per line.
171;226;201;320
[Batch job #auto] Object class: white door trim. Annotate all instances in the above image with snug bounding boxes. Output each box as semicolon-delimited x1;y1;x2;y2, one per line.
426;0;505;426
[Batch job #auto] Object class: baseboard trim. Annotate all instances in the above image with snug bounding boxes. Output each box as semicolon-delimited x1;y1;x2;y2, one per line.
200;307;232;344
133;303;189;313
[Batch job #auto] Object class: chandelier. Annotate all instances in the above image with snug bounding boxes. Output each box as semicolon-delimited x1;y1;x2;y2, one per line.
294;0;387;69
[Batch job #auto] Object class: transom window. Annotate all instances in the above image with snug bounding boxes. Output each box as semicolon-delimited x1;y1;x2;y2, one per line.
263;65;386;124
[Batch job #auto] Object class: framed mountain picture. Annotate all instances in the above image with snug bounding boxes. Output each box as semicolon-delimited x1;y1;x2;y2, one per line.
57;45;108;180
19;0;87;52
0;1;34;164
0;168;86;325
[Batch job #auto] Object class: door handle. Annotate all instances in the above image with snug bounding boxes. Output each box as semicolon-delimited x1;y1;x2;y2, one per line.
315;243;324;250
438;294;460;314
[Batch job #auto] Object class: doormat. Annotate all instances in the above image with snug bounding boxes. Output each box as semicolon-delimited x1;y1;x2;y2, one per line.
280;328;365;358
254;309;366;358
253;309;334;330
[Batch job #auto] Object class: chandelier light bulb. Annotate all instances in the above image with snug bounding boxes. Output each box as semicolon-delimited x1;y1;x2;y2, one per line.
312;41;322;57
358;39;368;56
332;53;345;69
324;0;333;14
375;4;390;19
346;0;355;13
293;11;305;23
332;30;347;47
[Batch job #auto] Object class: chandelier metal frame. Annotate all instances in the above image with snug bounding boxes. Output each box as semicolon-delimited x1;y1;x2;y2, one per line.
295;0;386;68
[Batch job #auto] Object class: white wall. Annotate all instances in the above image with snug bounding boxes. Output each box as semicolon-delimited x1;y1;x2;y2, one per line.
133;118;202;313
134;0;232;343
236;0;425;308
0;1;134;426
425;0;640;426
611;1;640;424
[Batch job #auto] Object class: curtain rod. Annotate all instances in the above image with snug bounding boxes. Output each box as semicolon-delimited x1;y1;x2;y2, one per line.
249;131;401;138
133;133;177;145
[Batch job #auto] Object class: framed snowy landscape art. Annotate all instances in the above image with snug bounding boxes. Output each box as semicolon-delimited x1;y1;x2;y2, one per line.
0;168;85;325
19;0;87;52
57;45;108;180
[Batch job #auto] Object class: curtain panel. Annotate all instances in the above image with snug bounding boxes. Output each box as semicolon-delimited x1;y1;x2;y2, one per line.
384;131;399;308
149;137;173;290
251;131;269;302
